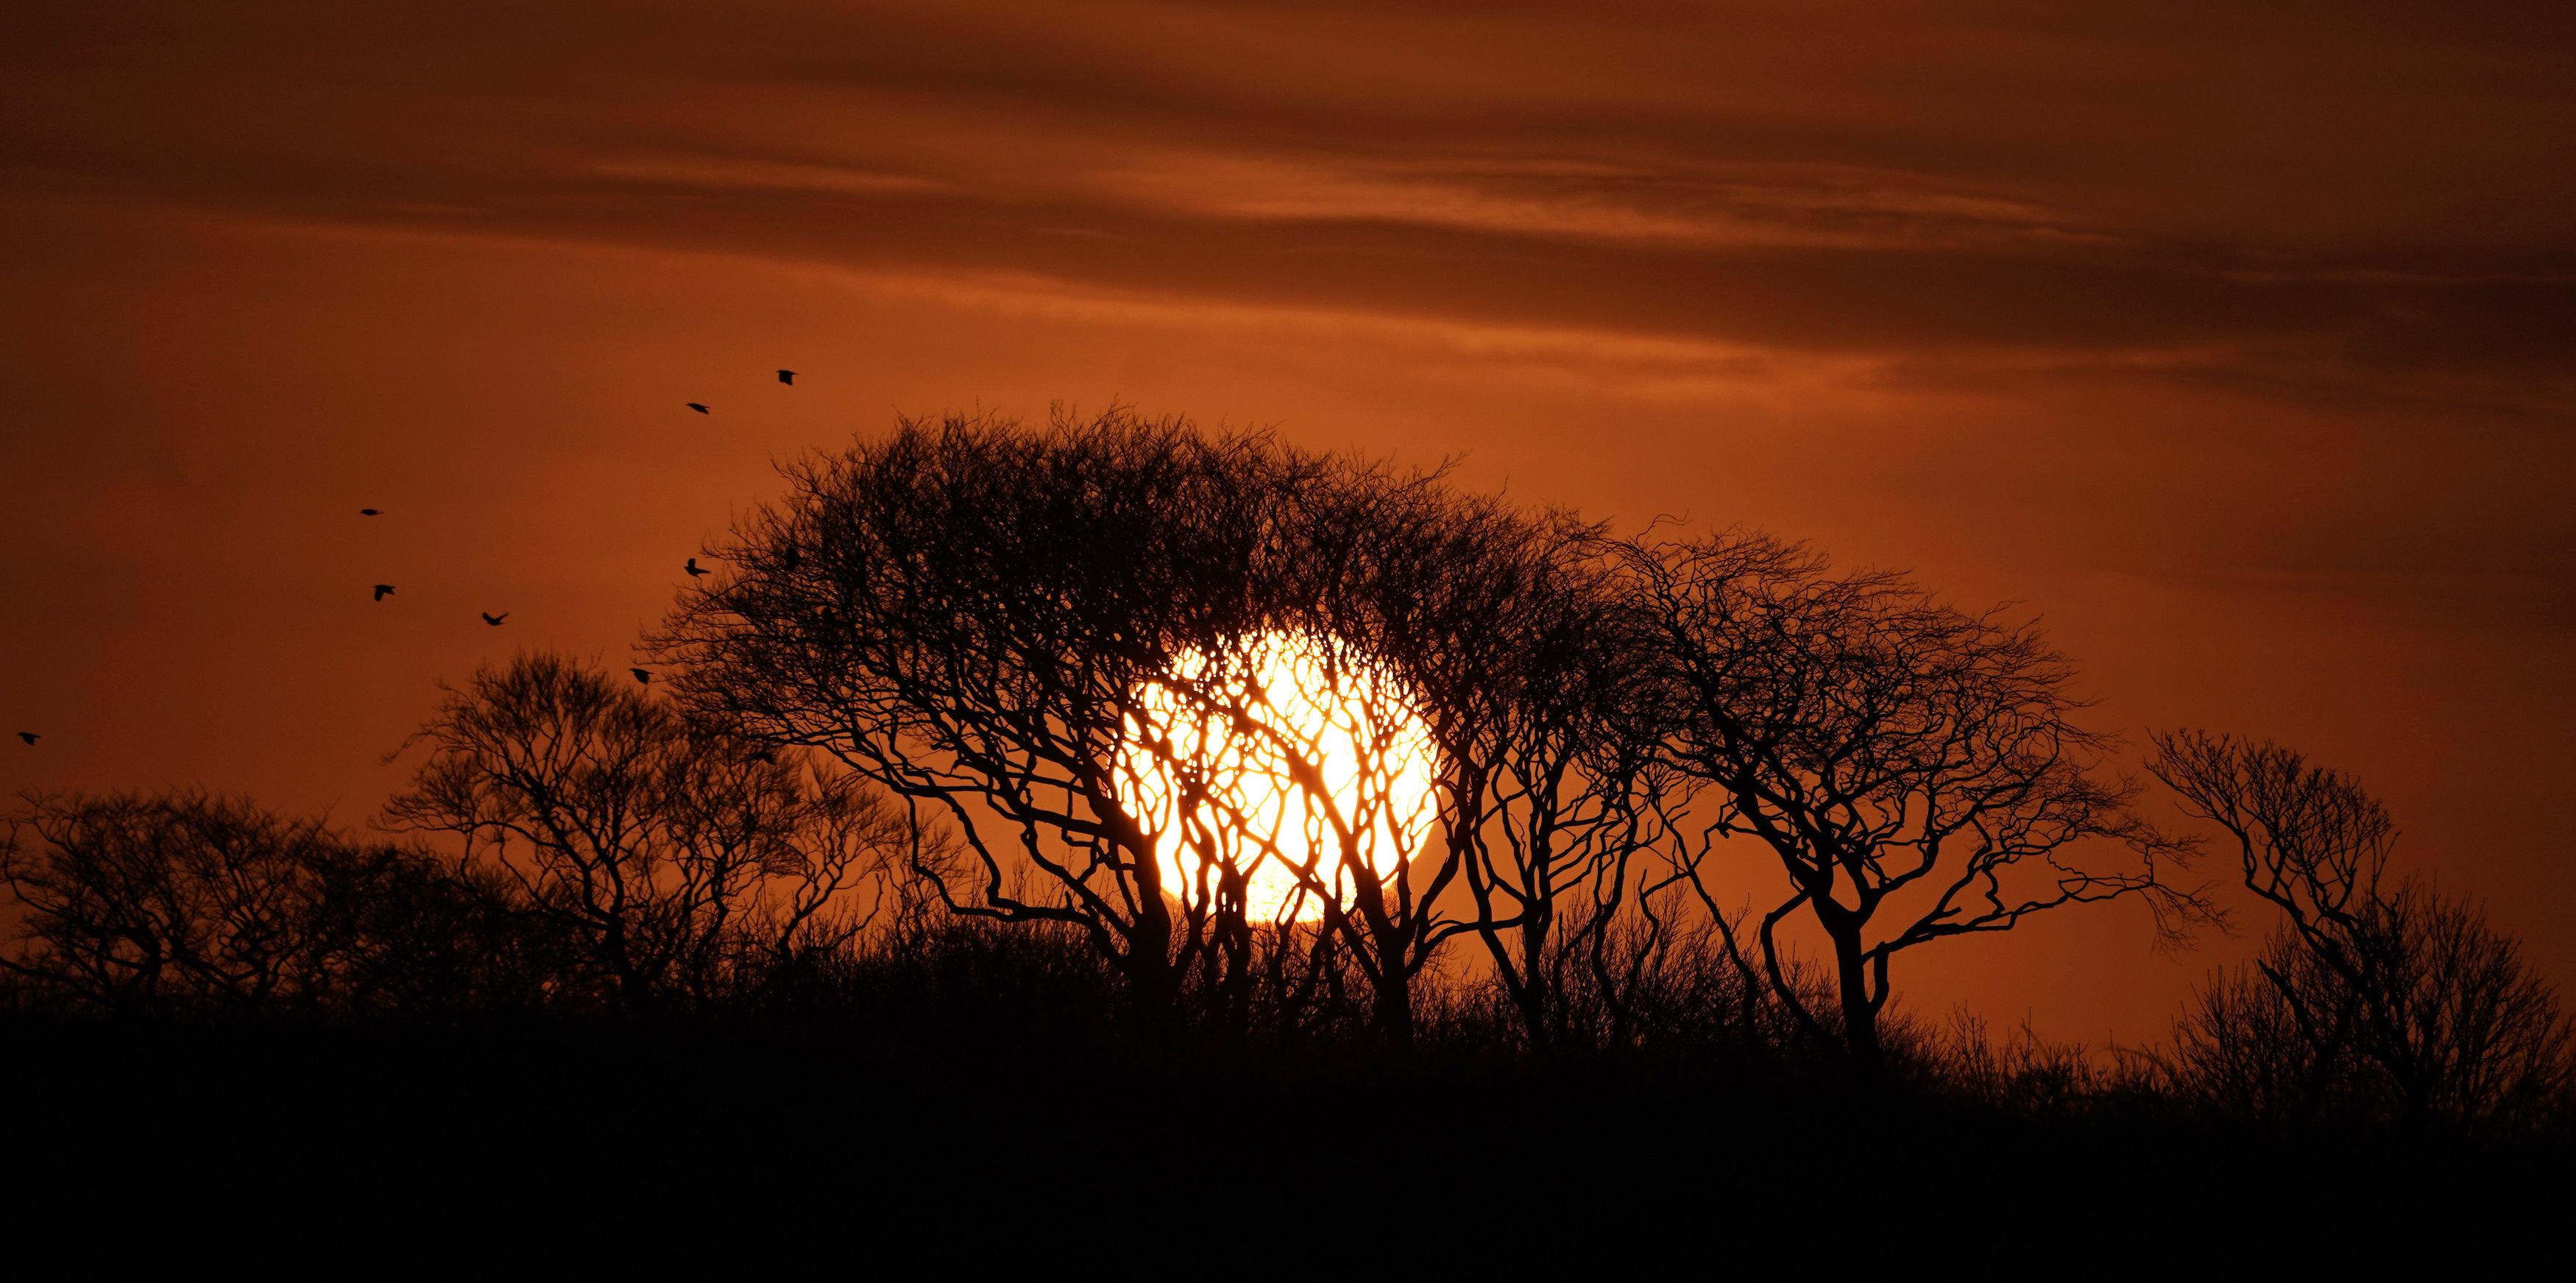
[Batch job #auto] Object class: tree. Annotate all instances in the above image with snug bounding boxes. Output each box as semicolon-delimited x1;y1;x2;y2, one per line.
650;409;1362;1029
0;789;517;1016
654;406;1710;1045
383;651;905;1012
2149;732;2570;1131
1345;484;1672;1052
1217;451;1682;1045
1625;531;2207;1069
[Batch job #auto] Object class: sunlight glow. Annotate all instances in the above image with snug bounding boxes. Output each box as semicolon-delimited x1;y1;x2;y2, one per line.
1119;631;1438;925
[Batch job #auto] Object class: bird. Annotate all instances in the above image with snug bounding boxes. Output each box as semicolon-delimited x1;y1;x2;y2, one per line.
684;557;710;578
630;668;653;685
360;508;382;516
777;370;796;386
15;732;35;746
781;546;802;571
481;612;508;626
373;584;396;601
687;403;710;414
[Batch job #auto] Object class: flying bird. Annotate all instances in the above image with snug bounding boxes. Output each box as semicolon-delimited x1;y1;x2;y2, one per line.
687;403;710;414
373;584;396;601
360;508;381;516
684;557;710;578
778;370;796;385
15;732;36;746
630;668;653;685
482;612;508;626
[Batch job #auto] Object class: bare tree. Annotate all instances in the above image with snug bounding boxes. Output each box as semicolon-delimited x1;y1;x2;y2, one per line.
2166;930;2352;1124
382;651;905;1012
1626;531;2207;1070
652;406;1675;1044
2149;732;2570;1131
0;789;514;1015
648;409;1356;1028
1149;473;1635;1045
1196;625;1454;1041
1339;484;1675;1051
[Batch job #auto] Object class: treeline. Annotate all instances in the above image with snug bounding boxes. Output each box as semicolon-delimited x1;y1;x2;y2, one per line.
1;654;906;1020
5;409;2570;1147
3;726;2566;1142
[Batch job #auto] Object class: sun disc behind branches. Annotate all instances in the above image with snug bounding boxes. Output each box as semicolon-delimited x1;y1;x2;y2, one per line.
1120;630;1437;925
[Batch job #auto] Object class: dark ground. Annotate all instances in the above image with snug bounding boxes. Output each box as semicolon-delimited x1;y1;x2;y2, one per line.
4;1014;2558;1271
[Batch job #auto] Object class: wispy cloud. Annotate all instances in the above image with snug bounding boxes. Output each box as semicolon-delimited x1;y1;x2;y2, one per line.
589;156;952;198
591;136;2109;255
1086;151;2111;252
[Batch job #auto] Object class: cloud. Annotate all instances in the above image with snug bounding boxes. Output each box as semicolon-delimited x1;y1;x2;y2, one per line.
1074;149;2109;253
6;0;2572;397
589;156;953;199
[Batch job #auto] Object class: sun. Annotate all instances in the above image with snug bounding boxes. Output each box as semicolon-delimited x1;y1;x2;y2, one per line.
1119;631;1437;924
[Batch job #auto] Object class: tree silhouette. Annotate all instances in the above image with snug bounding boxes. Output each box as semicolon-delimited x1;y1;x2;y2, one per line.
652;408;1742;1044
0;789;520;1015
650;409;1373;1028
1340;484;1676;1050
383;651;906;1011
2150;732;2571;1131
1624;531;2209;1069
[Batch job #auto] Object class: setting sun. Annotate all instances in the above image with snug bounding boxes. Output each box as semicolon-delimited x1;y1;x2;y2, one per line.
1119;631;1437;924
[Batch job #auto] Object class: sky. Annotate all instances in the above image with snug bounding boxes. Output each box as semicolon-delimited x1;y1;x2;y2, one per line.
4;0;2572;1044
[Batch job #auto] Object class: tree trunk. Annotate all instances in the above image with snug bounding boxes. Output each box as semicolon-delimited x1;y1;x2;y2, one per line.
602;913;648;1015
1372;929;1416;1046
1521;898;1554;1053
1212;869;1253;1041
1833;930;1883;1072
1110;831;1179;1039
1372;967;1415;1045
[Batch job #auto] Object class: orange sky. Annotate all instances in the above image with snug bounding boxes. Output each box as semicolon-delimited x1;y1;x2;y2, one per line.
4;1;2572;1045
